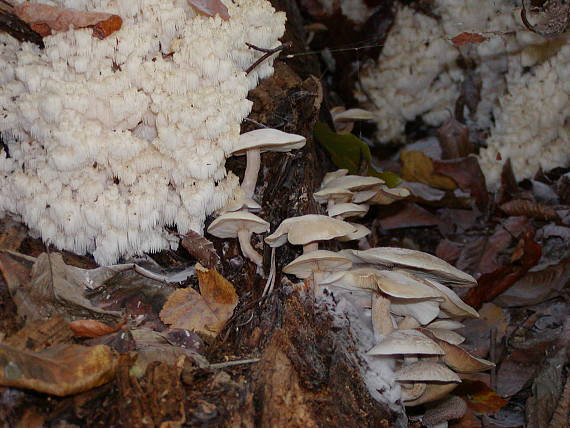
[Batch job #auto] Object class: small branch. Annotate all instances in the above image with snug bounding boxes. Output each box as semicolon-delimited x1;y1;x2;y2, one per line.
245;41;291;75
207;358;260;369
0;0;44;48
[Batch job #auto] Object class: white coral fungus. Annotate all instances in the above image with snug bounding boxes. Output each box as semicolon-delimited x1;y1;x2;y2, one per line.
0;0;285;265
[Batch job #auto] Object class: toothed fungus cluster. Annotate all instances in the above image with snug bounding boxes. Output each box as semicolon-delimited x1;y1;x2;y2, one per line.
0;0;286;265
357;0;570;187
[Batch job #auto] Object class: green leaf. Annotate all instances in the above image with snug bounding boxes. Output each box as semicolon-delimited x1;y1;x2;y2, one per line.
314;122;400;187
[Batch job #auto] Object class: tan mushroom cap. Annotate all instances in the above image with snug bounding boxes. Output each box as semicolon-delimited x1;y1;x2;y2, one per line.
404;382;459;406
422;278;480;318
207;211;269;238
322;169;349;187
352;189;378;204
265;215;357;247
324;175;385;191
418;329;494;373
231;128;306;155
313;187;353;204
367;330;444;356
400;382;427;402
327;202;369;219
343;247;477;287
369;186;411;205
283;250;352;279
395;361;461;383
337;223;371;242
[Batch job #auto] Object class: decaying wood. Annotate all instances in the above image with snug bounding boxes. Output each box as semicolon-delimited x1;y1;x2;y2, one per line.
0;0;44;47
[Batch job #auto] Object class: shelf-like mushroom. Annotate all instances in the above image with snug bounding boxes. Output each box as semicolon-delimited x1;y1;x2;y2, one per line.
207;211;269;267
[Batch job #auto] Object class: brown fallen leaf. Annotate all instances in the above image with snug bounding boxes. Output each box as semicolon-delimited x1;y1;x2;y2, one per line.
0;342;117;396
400;150;457;190
433;156;489;210
500;199;559;221
69;319;125;338
378;202;443;230
180;230;220;269
0;217;28;251
437;116;474;159
187;0;229;20
455;380;509;415
463;232;542;310
160;264;238;338
14;3;122;39
5;316;73;352
451;32;487;47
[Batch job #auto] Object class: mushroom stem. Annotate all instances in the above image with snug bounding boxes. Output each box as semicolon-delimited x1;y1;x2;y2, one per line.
237;228;263;267
372;293;394;342
241;148;261;198
302;242;319;253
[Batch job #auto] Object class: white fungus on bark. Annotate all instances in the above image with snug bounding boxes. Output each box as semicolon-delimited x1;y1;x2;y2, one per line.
0;0;286;265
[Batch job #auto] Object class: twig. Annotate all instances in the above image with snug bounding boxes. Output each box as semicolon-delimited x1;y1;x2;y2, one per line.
490;326;497;390
245;41;291;75
207;358;260;369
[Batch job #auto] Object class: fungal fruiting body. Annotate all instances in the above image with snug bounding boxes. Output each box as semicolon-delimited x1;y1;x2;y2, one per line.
0;0;285;264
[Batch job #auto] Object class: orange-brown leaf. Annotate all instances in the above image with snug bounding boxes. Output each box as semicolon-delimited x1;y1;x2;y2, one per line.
14;3;122;39
500;199;559;221
69;319;124;338
451;32;487;47
455;380;509;414
160;265;238;338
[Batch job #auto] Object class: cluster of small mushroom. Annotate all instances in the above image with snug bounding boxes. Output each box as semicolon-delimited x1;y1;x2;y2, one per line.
314;169;410;233
266;170;493;414
207;129;305;268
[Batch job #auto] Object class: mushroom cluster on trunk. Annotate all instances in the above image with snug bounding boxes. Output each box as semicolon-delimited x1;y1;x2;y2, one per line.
208;129;305;270
268;170;493;420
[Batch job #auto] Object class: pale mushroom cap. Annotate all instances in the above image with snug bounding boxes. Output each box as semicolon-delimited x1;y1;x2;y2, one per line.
427;320;464;330
376;269;445;300
344;247;477;287
332;108;376;122
313;187;353;204
390;298;440;325
265;215;357;247
324;175;385;191
422;278;480;318
352;189;378;204
395;361;461;383
337;223;371;242
207;211;270;238
322;169;349;187
283;250;352;279
367;330;444;356
400;382;427;402
231;129;306;155
328;202;369;219
369;186;411;205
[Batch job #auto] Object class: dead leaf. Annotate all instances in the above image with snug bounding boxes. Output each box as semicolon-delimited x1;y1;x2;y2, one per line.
69;319;124;338
451;32;488;47
0;342;117;396
187;0;229;20
378;202;442;230
449;407;482;428
500;200;559;221
160;264;238;338
14;3;122;39
495;256;570;307
455;380;509;414
0;217;28;251
5;316;73;352
436;239;462;264
463;232;542;310
437;117;474;159
433;157;489;210
400;150;457;190
180;230;220;269
538;224;570;240
3;252;121;322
